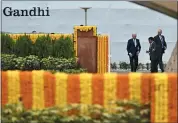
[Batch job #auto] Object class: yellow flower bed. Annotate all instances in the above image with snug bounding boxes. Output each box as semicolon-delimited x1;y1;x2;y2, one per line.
1;71;177;123
8;33;73;43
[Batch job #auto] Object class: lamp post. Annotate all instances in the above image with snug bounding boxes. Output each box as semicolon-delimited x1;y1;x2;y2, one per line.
80;7;91;26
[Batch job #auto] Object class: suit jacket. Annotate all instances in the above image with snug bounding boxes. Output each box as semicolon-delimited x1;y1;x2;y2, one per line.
127;38;141;56
154;35;167;54
149;41;157;60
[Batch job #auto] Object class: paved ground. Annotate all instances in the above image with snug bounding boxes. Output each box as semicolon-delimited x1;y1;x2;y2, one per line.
111;70;162;73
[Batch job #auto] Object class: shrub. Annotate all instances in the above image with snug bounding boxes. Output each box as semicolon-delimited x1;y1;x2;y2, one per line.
1;54;17;70
62;68;87;73
1;100;150;123
1;33;15;54
1;54;86;73
14;35;33;57
2;34;75;59
24;55;41;70
33;35;53;58
53;36;74;58
40;57;77;71
12;57;26;70
40;57;58;70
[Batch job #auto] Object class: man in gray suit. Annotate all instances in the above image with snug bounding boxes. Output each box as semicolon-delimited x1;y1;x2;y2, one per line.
154;29;167;72
146;37;158;73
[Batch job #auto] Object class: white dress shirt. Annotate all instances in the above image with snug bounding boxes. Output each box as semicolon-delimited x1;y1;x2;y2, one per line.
133;39;137;47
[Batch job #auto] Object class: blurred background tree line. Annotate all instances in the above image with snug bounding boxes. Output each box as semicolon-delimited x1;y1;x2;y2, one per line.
111;62;167;71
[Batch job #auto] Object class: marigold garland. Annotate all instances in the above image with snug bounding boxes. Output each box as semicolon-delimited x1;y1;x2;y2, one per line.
19;71;33;109
104;73;117;112
79;73;92;114
55;73;68;107
168;74;177;122
7;71;20;104
44;72;56;108
116;74;130;100
32;70;45;110
97;35;109;73
129;73;141;102
2;71;8;106
67;75;80;104
73;26;97;42
97;36;100;73
92;74;104;105
73;26;97;56
141;74;151;104
154;73;168;123
1;71;177;123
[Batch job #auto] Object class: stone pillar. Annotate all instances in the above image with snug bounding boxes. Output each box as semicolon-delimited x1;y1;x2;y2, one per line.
165;41;177;72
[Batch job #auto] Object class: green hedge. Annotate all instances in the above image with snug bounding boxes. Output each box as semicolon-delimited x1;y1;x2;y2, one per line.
1;54;86;73
1;33;15;54
2;100;150;123
1;33;74;59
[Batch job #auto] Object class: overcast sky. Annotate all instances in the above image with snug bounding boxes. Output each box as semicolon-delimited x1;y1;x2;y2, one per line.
1;1;177;63
2;1;146;9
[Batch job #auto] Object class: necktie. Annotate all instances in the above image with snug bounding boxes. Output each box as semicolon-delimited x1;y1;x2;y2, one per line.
133;39;136;46
160;36;163;48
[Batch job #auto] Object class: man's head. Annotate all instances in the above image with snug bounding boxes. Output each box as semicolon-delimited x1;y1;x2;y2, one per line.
148;37;154;44
158;29;162;35
32;31;36;33
132;33;137;39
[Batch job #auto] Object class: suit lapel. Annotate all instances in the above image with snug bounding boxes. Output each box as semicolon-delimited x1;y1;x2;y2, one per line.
158;35;162;42
136;39;138;46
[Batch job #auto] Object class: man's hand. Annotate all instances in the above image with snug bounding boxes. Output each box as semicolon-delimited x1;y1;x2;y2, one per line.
129;53;132;57
164;46;167;50
136;51;139;55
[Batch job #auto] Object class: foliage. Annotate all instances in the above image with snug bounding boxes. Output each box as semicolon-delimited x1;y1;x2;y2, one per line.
146;63;150;70
112;62;167;70
40;57;79;71
53;36;74;58
1;54;86;73
1;34;75;59
62;68;87;74
1;54;17;70
14;35;33;57
110;62;117;70
1;100;150;123
1;33;15;54
33;35;53;58
24;55;41;70
138;63;145;70
119;61;128;70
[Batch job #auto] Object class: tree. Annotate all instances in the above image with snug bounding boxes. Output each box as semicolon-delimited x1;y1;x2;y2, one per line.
146;63;150;70
138;63;145;70
111;62;117;70
119;61;128;70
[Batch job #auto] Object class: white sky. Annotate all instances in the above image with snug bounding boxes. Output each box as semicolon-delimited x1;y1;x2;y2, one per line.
2;1;146;9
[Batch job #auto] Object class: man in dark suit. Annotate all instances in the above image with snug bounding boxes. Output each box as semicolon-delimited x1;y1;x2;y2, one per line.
127;33;141;72
146;37;158;73
154;29;167;72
